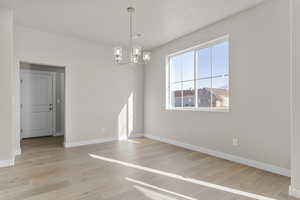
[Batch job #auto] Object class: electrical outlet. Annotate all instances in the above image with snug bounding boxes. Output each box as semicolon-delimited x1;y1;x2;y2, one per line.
233;138;239;146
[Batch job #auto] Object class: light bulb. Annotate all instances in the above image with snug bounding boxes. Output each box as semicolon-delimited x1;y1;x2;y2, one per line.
114;47;123;63
132;46;142;56
143;51;151;62
131;56;139;63
114;47;123;57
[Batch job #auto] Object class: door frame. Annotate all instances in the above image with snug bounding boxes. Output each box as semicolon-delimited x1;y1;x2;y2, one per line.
16;61;67;154
20;69;56;139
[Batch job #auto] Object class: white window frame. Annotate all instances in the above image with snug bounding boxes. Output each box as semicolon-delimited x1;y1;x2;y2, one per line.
165;35;230;112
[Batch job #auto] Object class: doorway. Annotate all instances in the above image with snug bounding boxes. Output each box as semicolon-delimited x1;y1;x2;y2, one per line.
20;62;65;146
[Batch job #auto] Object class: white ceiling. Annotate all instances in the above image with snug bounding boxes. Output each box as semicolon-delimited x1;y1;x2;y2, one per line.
0;0;267;49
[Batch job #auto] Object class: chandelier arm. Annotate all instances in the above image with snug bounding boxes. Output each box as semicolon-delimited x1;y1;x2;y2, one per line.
116;61;131;65
117;61;146;65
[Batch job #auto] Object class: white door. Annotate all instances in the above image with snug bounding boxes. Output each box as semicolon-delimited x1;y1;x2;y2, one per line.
21;71;54;138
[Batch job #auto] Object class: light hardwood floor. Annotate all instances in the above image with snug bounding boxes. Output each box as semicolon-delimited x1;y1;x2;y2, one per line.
0;136;296;200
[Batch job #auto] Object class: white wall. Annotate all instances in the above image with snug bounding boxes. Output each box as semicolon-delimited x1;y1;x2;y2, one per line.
0;8;14;165
14;26;144;149
291;0;300;195
145;0;291;170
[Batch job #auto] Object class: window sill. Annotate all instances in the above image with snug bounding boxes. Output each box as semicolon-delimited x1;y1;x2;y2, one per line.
165;107;230;113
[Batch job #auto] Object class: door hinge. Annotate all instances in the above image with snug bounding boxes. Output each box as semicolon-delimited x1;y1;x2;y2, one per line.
20;79;23;83
20;129;23;133
21;104;23;109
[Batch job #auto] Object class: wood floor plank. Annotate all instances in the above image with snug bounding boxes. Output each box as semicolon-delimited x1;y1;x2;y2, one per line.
0;136;292;200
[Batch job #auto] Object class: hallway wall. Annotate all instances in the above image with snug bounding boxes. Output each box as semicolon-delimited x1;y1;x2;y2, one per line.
0;8;14;166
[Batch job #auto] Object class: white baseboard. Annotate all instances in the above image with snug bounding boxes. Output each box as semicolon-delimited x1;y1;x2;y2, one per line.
128;133;144;138
0;158;14;168
54;132;64;136
64;137;118;148
64;134;144;148
289;185;300;198
145;134;290;177
15;148;22;156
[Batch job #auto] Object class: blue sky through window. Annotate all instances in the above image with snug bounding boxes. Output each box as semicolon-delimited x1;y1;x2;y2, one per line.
169;39;229;109
170;41;228;88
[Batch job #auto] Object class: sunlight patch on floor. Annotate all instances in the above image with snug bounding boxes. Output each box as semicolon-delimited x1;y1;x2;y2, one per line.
135;185;187;200
88;153;278;200
127;177;197;200
127;139;141;144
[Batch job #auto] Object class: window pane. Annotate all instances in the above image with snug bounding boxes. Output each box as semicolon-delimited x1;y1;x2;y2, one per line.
197;79;211;108
211;76;229;109
212;41;229;76
197;47;211;79
170;83;182;108
170;55;182;83
168;38;229;111
182;51;194;81
182;81;195;107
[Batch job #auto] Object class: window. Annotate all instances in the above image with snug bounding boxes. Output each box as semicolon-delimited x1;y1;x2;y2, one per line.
166;36;229;111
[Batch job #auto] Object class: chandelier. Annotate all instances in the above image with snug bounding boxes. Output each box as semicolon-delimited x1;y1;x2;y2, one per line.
113;7;151;65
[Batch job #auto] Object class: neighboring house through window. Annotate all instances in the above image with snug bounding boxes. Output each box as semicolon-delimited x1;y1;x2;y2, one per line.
166;36;229;111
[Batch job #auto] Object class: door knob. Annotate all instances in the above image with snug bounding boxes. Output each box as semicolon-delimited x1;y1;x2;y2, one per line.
49;107;53;111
